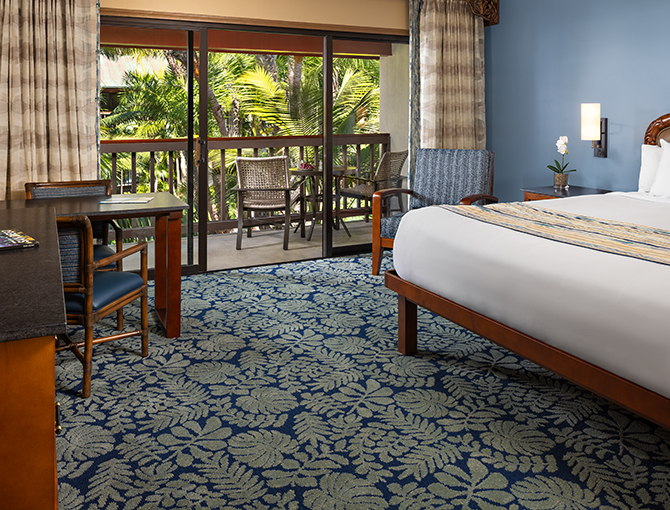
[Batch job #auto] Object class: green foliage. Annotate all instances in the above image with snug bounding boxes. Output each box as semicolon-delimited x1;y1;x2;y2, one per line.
99;48;380;223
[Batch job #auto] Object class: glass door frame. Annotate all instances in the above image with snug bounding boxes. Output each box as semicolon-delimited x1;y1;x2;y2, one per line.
100;16;407;271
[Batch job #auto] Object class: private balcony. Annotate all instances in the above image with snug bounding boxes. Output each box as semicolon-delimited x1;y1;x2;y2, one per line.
101;132;400;272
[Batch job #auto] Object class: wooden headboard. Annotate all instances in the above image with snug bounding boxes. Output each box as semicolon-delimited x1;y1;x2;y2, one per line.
644;113;670;145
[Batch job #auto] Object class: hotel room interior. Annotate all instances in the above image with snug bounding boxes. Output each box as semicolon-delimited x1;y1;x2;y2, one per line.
2;0;670;508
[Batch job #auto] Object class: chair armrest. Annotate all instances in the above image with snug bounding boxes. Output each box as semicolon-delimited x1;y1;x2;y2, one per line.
345;176;373;184
91;241;148;271
372;187;413;200
372;188;412;240
459;194;498;205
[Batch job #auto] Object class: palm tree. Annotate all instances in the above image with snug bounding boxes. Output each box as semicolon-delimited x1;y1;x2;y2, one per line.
100;49;380;224
234;56;379;170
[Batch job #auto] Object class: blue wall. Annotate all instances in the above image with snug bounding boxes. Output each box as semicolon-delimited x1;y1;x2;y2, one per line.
485;0;670;202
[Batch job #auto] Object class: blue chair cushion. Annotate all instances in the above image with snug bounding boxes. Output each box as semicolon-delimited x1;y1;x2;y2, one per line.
380;212;407;240
65;270;144;314
94;244;117;269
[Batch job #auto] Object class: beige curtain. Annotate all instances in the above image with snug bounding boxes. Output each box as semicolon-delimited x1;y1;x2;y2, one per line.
0;0;98;200
419;0;485;149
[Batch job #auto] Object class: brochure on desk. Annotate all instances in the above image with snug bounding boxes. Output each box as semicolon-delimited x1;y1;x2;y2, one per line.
100;195;154;204
0;229;39;251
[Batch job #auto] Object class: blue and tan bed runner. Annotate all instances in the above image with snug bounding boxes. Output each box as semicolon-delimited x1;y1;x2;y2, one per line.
439;202;670;266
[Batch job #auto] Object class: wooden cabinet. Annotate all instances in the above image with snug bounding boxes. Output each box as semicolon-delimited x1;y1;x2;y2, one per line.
0;336;58;510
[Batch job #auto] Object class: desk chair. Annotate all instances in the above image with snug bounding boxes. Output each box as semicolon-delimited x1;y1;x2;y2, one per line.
25;180;123;268
371;148;497;275
56;215;148;398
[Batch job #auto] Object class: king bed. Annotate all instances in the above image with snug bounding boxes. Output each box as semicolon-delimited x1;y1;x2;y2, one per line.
386;112;670;429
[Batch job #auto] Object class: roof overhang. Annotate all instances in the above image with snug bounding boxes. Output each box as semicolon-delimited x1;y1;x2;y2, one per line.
101;26;392;58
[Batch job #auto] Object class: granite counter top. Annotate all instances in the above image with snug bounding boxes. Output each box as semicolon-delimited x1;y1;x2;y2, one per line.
0;206;66;342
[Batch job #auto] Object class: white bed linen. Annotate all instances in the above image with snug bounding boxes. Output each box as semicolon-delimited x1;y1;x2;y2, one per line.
393;192;670;399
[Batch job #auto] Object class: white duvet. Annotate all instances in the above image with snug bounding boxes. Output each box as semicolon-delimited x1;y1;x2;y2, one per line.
393;192;670;399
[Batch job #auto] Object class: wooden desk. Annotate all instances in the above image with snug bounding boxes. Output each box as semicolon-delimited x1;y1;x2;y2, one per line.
522;185;611;201
0;206;66;510
4;192;188;338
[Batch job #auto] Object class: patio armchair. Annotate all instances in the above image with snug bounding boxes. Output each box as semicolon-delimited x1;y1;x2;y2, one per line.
338;150;408;219
371;148;497;275
56;215;148;398
233;155;305;250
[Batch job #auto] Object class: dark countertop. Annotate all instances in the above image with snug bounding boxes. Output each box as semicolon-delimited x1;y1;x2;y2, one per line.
521;185;612;199
0;207;66;342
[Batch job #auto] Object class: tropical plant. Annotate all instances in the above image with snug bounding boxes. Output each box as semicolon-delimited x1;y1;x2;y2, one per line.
99;48;381;225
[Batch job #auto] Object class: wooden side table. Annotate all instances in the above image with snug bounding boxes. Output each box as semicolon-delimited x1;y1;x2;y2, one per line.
521;185;611;201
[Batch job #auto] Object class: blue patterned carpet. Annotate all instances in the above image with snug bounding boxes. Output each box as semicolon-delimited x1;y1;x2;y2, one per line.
56;255;670;509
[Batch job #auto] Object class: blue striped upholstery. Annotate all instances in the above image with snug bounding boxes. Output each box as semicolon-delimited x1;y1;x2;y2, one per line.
380;149;495;240
380;213;406;239
31;182;116;265
58;228;83;284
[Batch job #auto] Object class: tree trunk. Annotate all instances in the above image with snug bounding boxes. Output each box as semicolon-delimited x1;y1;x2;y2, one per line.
255;54;278;81
288;55;303;121
164;50;228;137
231;99;240;137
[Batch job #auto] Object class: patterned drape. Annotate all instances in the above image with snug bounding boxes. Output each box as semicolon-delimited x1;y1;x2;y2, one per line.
0;0;98;200
409;0;486;170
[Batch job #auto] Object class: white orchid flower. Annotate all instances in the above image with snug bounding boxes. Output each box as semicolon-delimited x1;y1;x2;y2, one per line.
548;135;576;174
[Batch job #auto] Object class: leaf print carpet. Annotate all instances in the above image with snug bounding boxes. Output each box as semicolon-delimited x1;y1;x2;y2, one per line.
56;255;670;509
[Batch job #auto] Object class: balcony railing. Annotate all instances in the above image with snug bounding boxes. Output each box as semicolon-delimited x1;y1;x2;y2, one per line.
100;133;390;238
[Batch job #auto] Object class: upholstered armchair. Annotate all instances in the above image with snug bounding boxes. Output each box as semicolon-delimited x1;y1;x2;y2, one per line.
371;148;497;275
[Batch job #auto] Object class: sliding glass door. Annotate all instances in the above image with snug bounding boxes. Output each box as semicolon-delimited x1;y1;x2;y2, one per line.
100;16;406;272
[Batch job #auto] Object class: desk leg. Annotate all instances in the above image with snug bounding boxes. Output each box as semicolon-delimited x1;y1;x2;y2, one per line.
154;211;182;338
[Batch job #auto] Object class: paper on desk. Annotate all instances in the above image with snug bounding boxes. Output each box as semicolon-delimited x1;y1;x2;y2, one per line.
100;196;154;204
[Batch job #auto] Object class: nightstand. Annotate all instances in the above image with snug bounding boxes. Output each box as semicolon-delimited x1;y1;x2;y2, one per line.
521;185;611;201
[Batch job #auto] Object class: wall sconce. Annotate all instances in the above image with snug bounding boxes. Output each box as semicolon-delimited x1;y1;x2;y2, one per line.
581;103;608;158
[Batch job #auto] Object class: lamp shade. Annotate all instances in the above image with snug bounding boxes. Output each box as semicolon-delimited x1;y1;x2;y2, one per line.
581;103;601;140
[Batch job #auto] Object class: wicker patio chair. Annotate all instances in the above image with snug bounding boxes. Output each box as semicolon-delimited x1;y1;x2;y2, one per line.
233;156;305;250
339;150;408;217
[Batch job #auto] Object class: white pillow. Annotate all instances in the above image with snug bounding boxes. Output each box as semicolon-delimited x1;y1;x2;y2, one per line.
639;142;664;193
649;139;670;197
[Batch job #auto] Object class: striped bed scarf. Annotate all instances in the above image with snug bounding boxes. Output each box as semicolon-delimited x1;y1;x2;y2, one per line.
438;202;670;266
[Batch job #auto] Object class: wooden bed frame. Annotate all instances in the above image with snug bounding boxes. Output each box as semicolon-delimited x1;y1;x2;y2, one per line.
385;112;670;430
